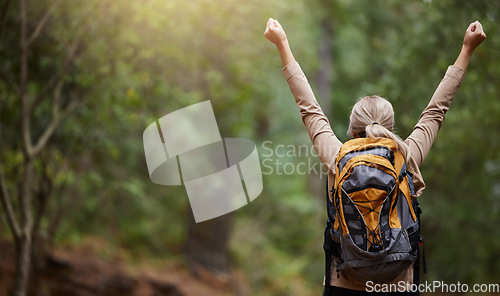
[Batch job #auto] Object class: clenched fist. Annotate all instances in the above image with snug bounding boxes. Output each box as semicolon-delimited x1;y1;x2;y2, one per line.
463;20;486;53
264;18;287;46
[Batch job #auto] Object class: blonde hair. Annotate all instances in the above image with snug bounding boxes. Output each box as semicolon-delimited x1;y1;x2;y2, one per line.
347;95;409;160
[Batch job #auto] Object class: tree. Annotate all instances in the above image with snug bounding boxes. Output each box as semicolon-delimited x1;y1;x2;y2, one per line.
0;0;100;294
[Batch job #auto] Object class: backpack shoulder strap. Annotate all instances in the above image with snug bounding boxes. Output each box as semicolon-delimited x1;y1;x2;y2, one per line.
412;199;427;286
399;162;415;196
323;179;333;290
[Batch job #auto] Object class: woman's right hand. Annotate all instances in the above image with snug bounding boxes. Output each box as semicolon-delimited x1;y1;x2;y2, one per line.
454;20;486;71
463;20;487;53
265;18;287;46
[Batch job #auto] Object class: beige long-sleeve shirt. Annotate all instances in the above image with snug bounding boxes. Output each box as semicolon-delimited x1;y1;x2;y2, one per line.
282;61;466;290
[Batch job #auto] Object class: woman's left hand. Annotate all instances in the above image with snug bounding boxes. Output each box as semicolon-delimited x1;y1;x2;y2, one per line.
265;18;287;46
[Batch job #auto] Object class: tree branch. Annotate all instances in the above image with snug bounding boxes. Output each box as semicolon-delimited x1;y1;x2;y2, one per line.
30;37;81;112
0;166;22;242
31;81;82;157
31;81;63;156
26;0;61;48
31;119;60;158
19;0;34;158
29;0;105;112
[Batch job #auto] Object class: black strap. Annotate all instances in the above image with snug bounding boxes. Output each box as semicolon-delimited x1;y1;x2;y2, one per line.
326;179;336;222
324;225;333;291
412;199;427;291
324;180;333;293
417;199;427;275
421;236;427;273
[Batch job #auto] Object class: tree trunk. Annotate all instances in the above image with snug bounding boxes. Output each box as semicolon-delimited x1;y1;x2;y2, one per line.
14;233;32;296
14;158;35;296
184;211;232;274
0;1;83;295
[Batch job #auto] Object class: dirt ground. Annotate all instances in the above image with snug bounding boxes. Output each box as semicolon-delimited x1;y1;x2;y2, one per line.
0;239;249;296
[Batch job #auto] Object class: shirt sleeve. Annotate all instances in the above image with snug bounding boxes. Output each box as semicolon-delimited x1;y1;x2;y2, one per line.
405;65;467;167
282;61;342;173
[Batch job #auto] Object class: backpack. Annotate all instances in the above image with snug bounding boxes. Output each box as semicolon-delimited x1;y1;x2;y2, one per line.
323;137;425;287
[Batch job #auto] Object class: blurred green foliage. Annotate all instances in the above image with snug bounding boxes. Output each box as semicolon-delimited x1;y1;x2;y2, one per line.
1;0;499;295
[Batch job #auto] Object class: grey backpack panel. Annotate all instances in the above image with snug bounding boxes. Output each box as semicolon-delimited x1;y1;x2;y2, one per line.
339;228;417;283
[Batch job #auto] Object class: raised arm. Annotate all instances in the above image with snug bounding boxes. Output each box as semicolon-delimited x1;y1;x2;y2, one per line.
265;18;342;173
405;21;486;167
264;18;296;67
454;21;487;71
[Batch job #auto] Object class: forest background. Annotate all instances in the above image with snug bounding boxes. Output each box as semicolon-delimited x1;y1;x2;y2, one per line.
0;0;499;295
